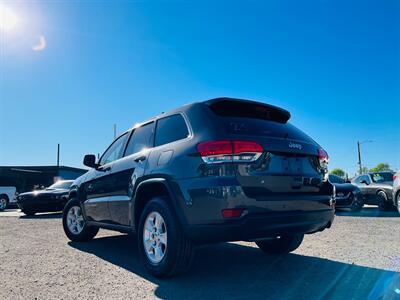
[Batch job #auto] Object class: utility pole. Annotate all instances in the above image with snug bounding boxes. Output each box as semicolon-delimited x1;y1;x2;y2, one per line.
57;143;60;167
357;140;373;175
357;141;362;175
113;124;117;140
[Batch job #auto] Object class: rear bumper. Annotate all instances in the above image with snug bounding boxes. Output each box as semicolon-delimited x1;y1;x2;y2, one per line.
185;209;334;244
174;177;335;244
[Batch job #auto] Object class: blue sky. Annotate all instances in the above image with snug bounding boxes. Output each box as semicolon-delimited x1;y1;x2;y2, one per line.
0;0;399;175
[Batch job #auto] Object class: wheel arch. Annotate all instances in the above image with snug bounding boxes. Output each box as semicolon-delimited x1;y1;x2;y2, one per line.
132;178;186;231
376;189;388;197
0;193;10;201
68;186;79;199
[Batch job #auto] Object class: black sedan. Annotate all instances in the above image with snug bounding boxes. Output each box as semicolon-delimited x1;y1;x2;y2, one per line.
17;180;73;216
352;172;395;211
329;174;363;211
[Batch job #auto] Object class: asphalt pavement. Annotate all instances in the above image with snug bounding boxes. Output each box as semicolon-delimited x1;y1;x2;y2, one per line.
0;207;399;300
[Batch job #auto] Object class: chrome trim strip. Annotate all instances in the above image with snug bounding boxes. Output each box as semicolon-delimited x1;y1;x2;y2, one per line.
108;195;130;202
86;195;130;204
86;196;109;204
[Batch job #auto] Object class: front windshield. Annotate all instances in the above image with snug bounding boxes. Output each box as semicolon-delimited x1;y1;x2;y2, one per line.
329;175;345;184
370;173;393;183
48;181;73;190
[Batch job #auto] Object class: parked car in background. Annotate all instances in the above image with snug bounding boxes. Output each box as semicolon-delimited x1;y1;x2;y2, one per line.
393;172;400;213
329;174;363;211
62;97;335;278
17;180;73;216
352;172;395;211
0;187;18;211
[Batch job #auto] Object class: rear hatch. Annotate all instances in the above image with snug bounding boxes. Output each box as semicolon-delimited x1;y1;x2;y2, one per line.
205;98;332;200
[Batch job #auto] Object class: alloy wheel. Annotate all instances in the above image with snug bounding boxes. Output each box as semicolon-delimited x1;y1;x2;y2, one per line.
143;211;167;264
66;206;85;234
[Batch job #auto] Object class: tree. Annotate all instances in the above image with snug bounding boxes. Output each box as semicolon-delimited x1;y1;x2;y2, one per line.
369;163;392;173
330;168;345;178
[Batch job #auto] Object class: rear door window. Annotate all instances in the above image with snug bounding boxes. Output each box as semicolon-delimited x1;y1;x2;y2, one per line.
371;173;393;183
155;114;189;146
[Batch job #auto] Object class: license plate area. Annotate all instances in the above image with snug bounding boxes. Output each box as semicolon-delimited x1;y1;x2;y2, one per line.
281;157;303;173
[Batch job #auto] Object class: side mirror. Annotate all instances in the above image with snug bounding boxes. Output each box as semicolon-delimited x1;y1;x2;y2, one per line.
83;154;98;168
360;179;369;185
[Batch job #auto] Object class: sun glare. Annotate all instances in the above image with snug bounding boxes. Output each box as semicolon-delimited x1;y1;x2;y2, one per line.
0;5;18;30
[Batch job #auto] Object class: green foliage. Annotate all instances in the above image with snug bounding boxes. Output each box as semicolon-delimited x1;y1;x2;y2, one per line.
330;168;345;178
369;163;392;173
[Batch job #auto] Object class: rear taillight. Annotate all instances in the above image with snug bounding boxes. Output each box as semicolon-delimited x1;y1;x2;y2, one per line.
318;148;329;163
394;174;397;181
318;148;329;170
233;141;263;154
197;140;263;164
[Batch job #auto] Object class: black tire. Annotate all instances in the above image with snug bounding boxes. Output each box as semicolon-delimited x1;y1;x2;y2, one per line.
256;234;304;255
23;210;36;216
137;197;194;278
350;194;363;212
0;196;9;211
63;198;99;242
377;191;390;211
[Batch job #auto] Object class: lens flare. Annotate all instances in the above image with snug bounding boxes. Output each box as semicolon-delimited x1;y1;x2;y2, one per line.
0;5;18;30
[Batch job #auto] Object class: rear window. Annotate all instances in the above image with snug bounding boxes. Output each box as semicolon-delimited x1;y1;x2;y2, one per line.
218;117;316;142
207;99;290;123
155;114;189;146
206;99;313;142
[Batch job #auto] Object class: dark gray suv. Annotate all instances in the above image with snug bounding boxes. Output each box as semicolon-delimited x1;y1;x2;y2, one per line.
62;97;335;278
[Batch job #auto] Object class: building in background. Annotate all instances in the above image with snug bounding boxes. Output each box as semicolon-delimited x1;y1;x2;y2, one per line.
0;166;87;193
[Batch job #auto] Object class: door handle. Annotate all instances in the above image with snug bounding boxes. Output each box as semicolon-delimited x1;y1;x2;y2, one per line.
134;156;146;163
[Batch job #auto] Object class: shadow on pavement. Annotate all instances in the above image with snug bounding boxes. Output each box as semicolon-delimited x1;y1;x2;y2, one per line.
19;212;62;219
336;206;399;218
69;235;400;300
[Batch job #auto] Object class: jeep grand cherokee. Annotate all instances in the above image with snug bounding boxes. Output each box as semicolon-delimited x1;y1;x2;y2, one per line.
62;97;335;278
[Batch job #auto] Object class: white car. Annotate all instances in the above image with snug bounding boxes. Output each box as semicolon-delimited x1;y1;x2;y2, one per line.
0;187;18;211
